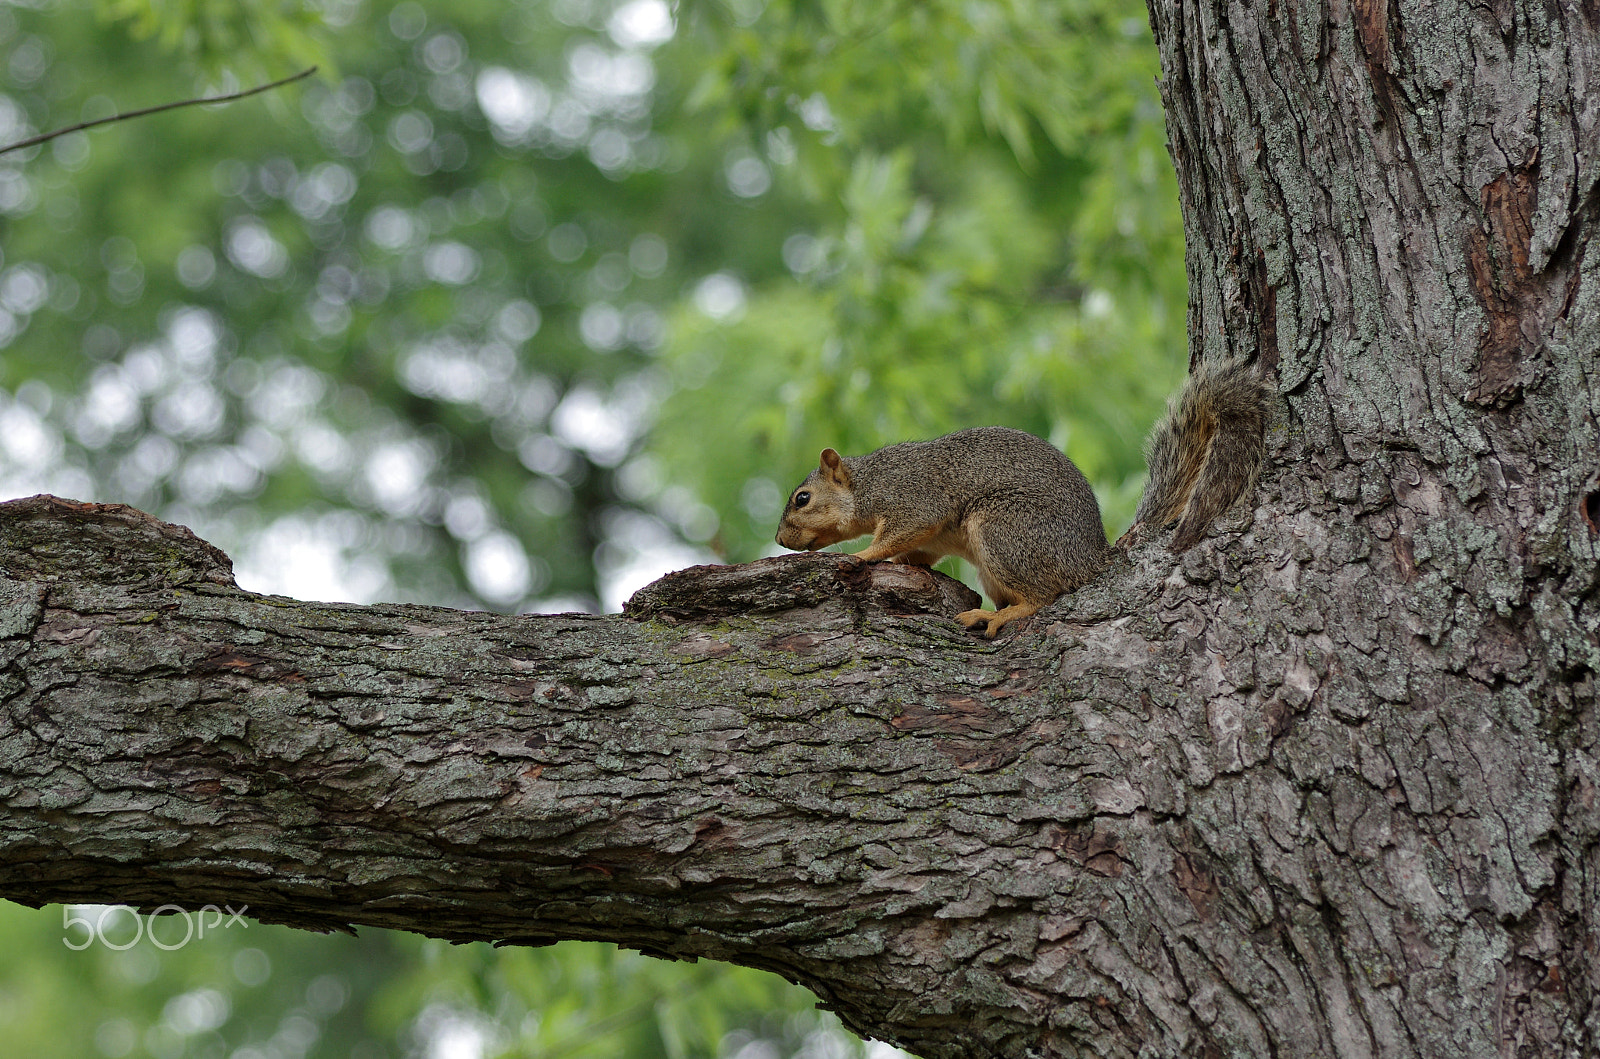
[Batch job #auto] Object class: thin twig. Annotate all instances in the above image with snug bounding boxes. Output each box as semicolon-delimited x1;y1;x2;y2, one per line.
0;66;318;160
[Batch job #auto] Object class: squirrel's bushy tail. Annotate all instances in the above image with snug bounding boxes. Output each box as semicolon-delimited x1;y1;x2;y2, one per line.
1132;357;1269;552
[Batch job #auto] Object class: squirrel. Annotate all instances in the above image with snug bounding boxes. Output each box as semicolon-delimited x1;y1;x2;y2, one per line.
774;357;1269;636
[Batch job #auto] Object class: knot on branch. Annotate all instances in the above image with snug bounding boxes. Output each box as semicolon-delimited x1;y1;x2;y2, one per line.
622;552;981;624
0;495;236;589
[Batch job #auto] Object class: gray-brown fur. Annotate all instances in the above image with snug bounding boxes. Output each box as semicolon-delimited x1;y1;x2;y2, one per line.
1132;357;1269;551
776;363;1269;635
776;427;1109;634
843;427;1109;600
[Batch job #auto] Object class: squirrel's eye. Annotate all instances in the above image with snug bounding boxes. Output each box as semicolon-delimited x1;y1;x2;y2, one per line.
794;491;810;509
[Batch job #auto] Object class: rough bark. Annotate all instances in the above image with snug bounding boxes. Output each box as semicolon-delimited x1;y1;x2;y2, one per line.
1139;0;1600;1054
0;494;1158;1058
3;2;1599;1057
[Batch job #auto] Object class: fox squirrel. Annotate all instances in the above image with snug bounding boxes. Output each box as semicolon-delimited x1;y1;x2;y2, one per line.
775;357;1269;636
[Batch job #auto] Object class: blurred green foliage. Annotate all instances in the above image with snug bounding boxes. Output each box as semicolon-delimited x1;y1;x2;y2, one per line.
0;0;1185;1056
98;0;329;84
0;899;851;1058
651;0;1185;561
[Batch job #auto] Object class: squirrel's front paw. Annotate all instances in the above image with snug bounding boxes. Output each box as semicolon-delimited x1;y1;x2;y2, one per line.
893;550;940;567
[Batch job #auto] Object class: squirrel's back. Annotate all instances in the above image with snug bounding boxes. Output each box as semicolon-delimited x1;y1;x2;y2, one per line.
852;426;1095;511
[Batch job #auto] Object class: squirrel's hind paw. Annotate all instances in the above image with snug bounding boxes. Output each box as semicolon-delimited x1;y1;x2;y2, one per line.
957;602;1041;638
956;607;996;634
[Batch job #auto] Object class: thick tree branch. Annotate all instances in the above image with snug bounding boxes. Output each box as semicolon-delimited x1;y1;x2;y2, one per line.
3;494;1177;1058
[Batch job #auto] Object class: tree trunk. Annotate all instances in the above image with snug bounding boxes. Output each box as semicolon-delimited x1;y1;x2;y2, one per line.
3;1;1599;1056
1140;0;1600;1054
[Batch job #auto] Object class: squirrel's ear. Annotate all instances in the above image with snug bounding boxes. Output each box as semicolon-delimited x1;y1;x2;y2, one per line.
819;448;849;486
